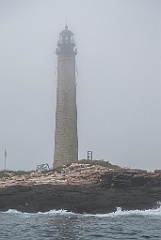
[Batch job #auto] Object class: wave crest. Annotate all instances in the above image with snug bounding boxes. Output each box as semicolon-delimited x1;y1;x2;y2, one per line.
1;204;161;217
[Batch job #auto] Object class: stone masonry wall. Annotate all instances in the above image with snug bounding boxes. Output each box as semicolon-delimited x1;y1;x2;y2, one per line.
54;56;78;168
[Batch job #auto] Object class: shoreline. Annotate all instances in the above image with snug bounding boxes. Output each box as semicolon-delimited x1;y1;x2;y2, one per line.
2;204;161;215
0;163;161;214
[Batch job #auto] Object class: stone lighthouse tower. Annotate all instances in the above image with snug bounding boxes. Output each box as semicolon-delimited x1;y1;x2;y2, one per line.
53;25;78;168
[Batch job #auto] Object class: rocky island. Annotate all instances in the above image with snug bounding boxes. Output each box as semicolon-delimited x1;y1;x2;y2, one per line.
0;161;161;214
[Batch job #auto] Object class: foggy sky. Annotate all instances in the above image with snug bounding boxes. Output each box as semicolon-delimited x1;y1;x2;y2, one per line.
0;0;161;171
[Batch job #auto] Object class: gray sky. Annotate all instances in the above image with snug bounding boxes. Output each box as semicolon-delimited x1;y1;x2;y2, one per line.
0;0;161;171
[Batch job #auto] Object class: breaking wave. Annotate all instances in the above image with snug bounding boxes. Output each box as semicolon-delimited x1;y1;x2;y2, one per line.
2;203;161;218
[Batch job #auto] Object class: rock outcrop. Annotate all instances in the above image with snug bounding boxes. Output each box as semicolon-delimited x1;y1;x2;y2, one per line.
0;163;161;214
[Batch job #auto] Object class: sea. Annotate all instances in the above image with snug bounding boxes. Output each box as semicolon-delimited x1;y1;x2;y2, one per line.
0;206;161;240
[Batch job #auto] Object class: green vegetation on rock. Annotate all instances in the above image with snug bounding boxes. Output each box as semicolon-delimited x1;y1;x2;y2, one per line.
0;170;32;179
78;159;120;169
53;159;120;172
0;159;120;178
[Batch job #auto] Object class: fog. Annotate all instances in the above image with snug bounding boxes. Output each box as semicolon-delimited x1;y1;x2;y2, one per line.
0;0;161;171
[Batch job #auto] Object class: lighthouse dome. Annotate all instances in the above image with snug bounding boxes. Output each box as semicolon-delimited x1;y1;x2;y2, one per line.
58;25;75;45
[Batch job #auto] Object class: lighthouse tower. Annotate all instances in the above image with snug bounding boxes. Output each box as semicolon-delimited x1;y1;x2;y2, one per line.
53;25;78;168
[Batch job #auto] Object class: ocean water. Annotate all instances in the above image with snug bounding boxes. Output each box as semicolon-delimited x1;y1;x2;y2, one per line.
0;206;161;240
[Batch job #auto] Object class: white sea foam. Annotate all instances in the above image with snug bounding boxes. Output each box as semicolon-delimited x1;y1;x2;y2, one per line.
37;209;75;215
3;209;22;214
94;205;161;218
1;208;75;216
1;204;161;217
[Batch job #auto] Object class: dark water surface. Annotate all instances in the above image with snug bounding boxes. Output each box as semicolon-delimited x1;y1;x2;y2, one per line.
0;207;161;240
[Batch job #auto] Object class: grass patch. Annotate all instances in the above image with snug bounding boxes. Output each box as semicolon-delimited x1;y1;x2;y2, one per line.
78;159;120;169
53;159;121;173
0;170;33;179
0;160;121;178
